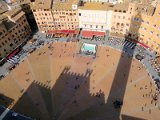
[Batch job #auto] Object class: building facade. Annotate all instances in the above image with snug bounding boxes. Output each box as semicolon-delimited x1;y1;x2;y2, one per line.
31;0;54;33
31;0;79;33
78;3;113;32
31;0;160;54
138;4;160;53
51;0;79;30
0;8;32;59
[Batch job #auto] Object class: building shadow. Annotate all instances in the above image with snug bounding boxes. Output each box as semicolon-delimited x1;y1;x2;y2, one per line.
64;12;144;120
121;114;146;120
20;3;38;33
9;66;105;120
1;12;147;120
103;11;143;119
0;93;14;108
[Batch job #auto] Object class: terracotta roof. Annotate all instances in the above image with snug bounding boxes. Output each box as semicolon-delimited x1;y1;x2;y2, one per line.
0;1;8;14
78;2;129;11
4;8;22;18
31;0;53;9
52;0;79;10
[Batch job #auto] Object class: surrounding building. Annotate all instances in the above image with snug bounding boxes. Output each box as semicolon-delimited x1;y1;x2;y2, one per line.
31;0;79;33
4;0;38;32
30;0;160;54
31;0;54;33
0;7;32;59
78;2;113;32
138;4;160;53
17;0;38;32
51;0;79;30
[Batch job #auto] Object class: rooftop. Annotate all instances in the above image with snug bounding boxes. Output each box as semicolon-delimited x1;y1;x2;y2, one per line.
52;0;79;10
3;20;16;31
4;8;22;18
17;0;31;5
0;1;8;14
31;0;53;10
136;3;155;15
78;2;129;11
12;11;25;21
0;14;8;22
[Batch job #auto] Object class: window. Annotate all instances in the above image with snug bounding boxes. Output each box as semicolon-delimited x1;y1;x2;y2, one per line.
90;25;92;28
79;13;81;16
101;26;103;29
96;25;98;28
10;43;13;47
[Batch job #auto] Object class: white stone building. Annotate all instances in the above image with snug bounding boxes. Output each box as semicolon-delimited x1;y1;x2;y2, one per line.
78;3;113;32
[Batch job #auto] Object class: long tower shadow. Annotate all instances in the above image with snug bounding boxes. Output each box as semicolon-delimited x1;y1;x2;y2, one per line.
103;12;143;119
65;12;144;120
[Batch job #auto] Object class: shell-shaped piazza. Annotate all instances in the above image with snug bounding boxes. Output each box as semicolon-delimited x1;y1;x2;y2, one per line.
0;42;159;120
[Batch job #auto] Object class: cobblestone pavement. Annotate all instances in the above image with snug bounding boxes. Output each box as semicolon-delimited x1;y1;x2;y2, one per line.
0;32;159;87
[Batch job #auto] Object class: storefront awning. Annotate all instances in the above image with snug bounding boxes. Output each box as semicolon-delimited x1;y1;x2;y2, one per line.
48;30;79;34
7;48;20;59
82;30;105;38
131;39;149;49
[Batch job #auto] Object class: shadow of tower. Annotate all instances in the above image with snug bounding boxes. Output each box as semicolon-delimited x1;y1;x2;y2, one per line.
65;12;144;120
50;66;105;120
102;11;143;120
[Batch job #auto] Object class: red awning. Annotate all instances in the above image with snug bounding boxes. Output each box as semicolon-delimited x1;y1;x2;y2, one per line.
48;30;56;34
82;31;93;38
93;31;105;36
48;30;79;34
82;30;105;38
7;48;20;59
138;42;149;48
131;39;149;48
